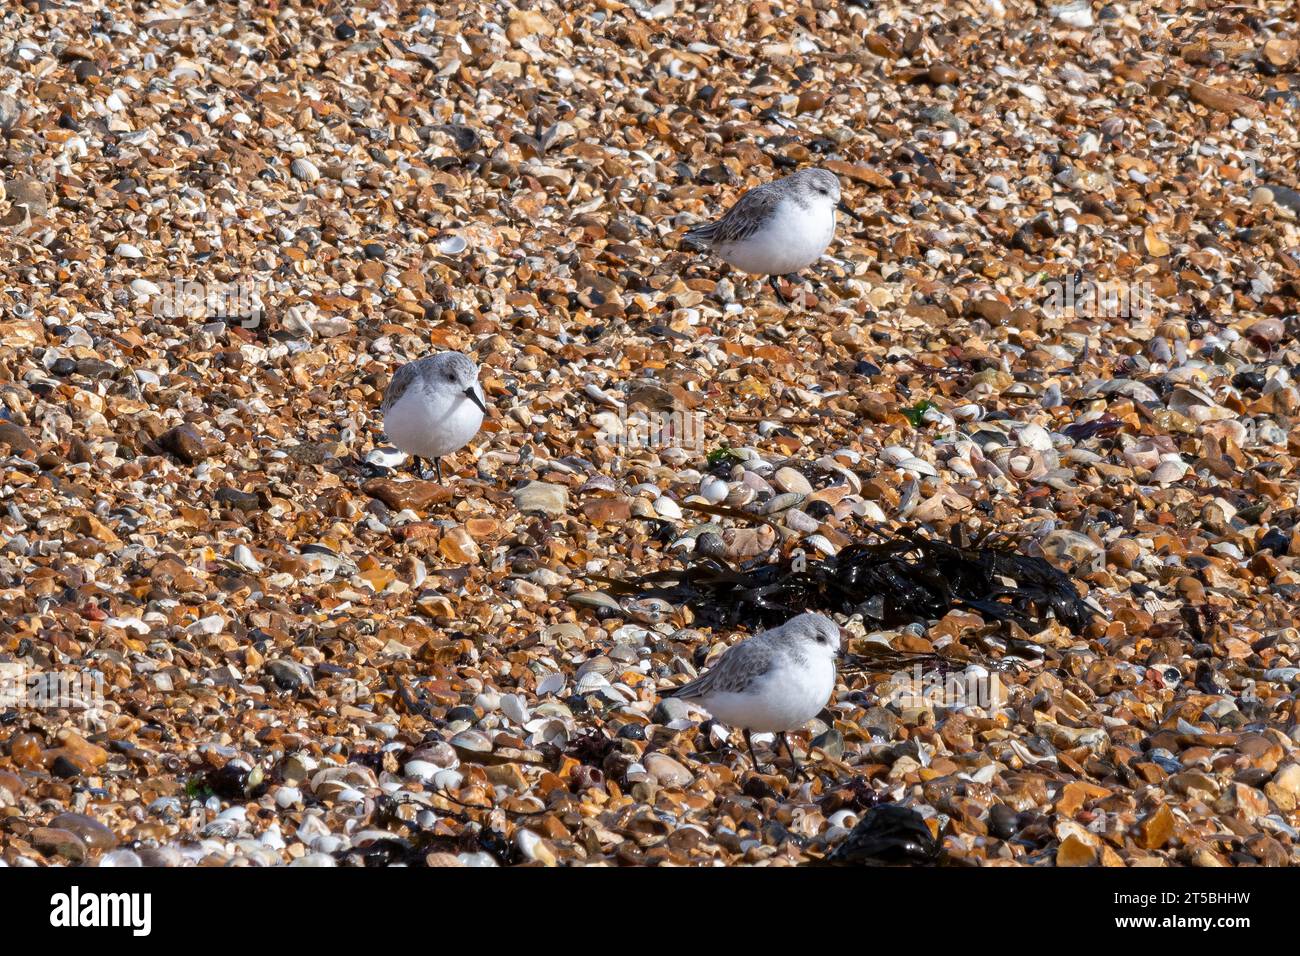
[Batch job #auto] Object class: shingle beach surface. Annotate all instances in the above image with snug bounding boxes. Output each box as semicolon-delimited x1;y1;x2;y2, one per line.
1;0;1299;867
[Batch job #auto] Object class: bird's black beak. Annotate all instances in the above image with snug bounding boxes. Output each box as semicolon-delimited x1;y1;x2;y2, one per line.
464;386;488;414
836;200;862;223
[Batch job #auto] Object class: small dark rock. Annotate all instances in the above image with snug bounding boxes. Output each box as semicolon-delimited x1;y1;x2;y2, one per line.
988;803;1019;840
50;755;85;778
0;422;36;453
215;487;261;511
1260;527;1289;557
266;659;314;692
49;812;117;851
158;424;208;464
31;826;88;862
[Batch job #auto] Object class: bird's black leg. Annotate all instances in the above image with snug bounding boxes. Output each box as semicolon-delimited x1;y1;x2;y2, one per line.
743;729;764;774
779;732;810;782
434;457;444;484
767;274;789;306
411;455;425;478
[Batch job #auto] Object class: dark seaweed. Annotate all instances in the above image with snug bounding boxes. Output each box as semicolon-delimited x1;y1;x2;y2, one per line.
1062;413;1122;442
604;526;1097;635
824;804;941;866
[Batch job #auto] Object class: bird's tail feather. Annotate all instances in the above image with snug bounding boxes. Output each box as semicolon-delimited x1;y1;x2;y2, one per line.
681;224;714;250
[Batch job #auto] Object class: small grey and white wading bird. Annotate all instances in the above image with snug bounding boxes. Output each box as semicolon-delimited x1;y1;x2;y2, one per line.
682;167;861;304
381;351;488;483
659;612;844;779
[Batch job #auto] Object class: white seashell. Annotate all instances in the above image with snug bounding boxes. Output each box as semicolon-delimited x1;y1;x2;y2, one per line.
366;446;407;469
951;403;985;421
880;445;913;466
1008;448;1047;480
403;760;439;783
653;496;683;520
897;478;920;517
947;457;977;479
536;672;565;696
895;456;938;478
921;407;953;428
859;500;887;522
724;485;755;507
828;809;859;829
290;158;320;182
1064;448;1103;466
700;475;729;503
501;693;530;725
667;58;698;80
1150;459;1188;485
437;234;467;255
1123;438;1163;471
575;655;613;678
1016;423;1054;451
805;534;838;557
433;769;463;791
583;382;624;408
575;671;611;695
1051;0;1094;27
115;243;143;258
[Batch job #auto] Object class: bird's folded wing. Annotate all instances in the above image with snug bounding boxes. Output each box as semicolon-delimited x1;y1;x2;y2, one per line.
661;638;772;699
381;360;421;414
684;183;780;247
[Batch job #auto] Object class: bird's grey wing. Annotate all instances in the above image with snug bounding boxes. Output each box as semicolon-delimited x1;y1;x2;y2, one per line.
662;637;774;700
684;183;781;247
381;360;422;415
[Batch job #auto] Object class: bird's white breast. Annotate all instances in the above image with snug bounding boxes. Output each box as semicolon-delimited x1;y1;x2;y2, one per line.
698;655;836;733
384;384;483;460
715;198;836;276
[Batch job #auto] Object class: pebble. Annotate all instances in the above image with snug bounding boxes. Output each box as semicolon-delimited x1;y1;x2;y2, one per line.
643;753;695;788
513;481;569;517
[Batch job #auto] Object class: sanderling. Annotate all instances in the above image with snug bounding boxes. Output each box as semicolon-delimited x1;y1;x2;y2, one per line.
660;611;844;778
683;167;860;304
381;351;488;483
